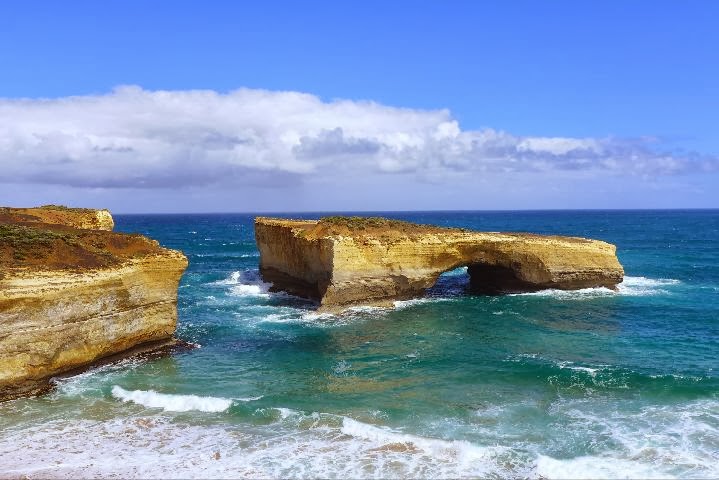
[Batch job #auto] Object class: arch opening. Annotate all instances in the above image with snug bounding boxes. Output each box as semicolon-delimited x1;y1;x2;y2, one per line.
427;261;544;298
466;262;542;295
426;266;471;297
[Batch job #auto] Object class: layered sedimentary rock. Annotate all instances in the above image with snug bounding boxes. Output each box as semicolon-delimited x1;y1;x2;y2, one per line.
256;216;624;311
0;206;187;401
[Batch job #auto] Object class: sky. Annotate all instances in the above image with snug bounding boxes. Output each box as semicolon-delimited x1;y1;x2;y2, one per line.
1;1;718;213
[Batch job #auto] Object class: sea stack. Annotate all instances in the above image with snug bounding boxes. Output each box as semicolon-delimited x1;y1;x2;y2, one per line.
255;216;624;311
0;206;188;401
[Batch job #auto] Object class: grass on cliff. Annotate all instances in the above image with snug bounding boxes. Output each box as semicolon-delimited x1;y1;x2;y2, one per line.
38;204;96;212
0;224;161;271
0;205;95;214
321;216;417;231
0;225;81;261
300;216;463;240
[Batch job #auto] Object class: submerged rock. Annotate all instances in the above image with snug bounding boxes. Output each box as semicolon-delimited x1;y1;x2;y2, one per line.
255;216;624;311
0;206;187;401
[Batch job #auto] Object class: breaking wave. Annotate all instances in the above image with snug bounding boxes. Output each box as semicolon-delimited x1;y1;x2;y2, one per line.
111;386;234;412
214;270;273;298
3;400;718;478
512;276;681;299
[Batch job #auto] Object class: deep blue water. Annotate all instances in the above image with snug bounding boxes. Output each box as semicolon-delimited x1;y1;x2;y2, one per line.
1;210;717;478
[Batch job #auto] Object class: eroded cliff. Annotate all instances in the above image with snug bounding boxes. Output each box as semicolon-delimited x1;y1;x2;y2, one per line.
0;206;187;401
256;216;624;310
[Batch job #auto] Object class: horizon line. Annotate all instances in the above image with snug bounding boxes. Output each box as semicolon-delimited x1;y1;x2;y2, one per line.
110;207;719;215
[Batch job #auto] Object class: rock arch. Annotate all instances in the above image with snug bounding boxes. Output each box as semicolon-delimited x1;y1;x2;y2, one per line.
255;217;624;311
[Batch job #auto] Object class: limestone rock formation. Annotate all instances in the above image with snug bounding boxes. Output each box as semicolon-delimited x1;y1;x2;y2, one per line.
0;206;187;401
0;205;114;231
256;216;624;311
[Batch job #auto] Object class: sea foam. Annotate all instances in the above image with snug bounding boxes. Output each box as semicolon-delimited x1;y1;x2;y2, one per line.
214;270;273;298
340;416;501;465
512;275;681;299
111;386;233;412
394;297;451;309
536;454;671;479
3;401;717;479
0;414;514;479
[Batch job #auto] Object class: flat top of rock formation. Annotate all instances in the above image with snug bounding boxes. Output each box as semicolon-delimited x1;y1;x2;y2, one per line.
0;223;166;273
0;205;169;274
256;216;596;244
0;205;110;227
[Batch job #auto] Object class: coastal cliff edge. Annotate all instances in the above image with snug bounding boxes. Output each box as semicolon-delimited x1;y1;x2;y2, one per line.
0;206;187;401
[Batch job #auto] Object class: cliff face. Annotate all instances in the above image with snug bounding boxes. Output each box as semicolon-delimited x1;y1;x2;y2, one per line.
256;217;624;310
0;206;187;401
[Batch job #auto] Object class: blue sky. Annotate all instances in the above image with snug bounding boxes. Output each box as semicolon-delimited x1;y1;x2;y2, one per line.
1;1;717;212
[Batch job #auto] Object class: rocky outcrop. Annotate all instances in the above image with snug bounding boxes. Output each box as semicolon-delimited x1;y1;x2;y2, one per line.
0;206;187;401
0;205;114;231
256;216;624;311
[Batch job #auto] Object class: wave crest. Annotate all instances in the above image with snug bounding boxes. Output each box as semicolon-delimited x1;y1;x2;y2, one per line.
111;386;233;412
512;275;681;299
213;270;273;298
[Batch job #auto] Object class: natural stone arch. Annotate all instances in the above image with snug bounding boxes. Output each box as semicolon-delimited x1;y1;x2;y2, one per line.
255;217;624;311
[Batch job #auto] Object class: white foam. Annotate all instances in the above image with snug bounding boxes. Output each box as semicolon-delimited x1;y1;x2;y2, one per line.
299;311;336;322
621;276;681;286
51;358;144;397
541;398;719;479
616;276;681;296
194;252;258;259
230;283;270;298
394;297;450;309
3;401;717;479
333;360;351;374
111;386;233;413
213;270;242;285
512;276;681;299
255;310;337;326
0;414;516;479
344;305;387;314
340;417;506;471
213;270;274;298
536;454;672;479
508;355;605;377
257;312;296;324
556;361;602;376
275;407;297;420
237;395;263;402
564;365;599;375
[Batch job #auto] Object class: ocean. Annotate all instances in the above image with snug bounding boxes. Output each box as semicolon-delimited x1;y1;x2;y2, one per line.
1;210;718;478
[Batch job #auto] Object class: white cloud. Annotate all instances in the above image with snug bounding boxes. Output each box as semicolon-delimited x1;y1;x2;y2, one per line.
0;86;715;189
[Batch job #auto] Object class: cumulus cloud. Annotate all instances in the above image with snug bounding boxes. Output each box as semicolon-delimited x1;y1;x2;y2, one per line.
0;86;715;189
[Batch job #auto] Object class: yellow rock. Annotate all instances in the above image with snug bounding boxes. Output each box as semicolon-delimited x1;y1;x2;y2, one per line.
0;205;114;230
255;216;624;311
0;206;187;400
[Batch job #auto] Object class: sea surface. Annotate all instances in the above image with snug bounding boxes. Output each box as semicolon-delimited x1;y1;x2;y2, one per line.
1;210;718;479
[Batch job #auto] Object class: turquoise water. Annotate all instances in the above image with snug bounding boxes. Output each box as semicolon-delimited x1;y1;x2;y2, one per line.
1;210;718;478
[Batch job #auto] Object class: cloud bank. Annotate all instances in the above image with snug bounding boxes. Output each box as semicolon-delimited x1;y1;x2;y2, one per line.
0;86;716;189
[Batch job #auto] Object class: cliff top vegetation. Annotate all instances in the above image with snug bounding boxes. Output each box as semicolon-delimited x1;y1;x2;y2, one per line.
0;223;163;272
